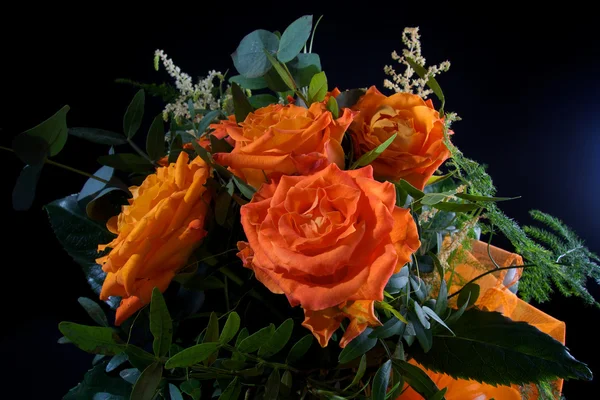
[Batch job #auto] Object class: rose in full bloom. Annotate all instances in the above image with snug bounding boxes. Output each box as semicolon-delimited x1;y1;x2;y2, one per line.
398;360;521;400
237;163;420;347
97;152;211;325
212;102;355;189
349;86;450;190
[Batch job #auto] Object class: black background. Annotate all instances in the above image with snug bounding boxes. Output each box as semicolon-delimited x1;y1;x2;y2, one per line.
2;4;600;399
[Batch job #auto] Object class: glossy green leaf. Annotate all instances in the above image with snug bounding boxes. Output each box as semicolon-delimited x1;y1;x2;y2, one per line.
78;297;108;327
165;342;221;368
12;132;48;165
106;352;128;372
150;288;172;357
146;114;166;161
344;354;367;390
130;361;162;400
180;379;201;400
432;202;480;213
63;361;131;400
69;127;127;146
219;312;241;344
46;195;118;308
264;368;281;399
425;172;454;187
232;175;256;200
168;383;184;400
370;317;404;339
218;377;241;400
58;322;124;355
248;94;278;109
372;360;392;400
351;133;397;169
264;50;296;91
258;318;294;358
278;15;313;62
411;309;593;385
231;82;254;124
338;327;377;364
23;105;70;156
238;324;275;353
124;345;156;371
197;110;222;136
308;71;327;103
288;53;322;87
286;334;313;364
12;163;43;211
457;283;480;309
392;360;443;399
235;328;249;348
397;179;425;201
430;388;448;400
229;75;268;90
335;89;366;109
204;312;220;365
264;68;292;92
232;30;279;78
326;96;339;119
123;90;145;139
456;193;520;202
97;153;153;173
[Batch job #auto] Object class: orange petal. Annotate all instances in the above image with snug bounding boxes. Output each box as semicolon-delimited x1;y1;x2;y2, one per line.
302;307;345;348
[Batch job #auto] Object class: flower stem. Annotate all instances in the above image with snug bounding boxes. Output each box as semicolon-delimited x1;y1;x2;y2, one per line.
127;138;158;167
447;264;534;299
0;145;110;184
222;344;300;373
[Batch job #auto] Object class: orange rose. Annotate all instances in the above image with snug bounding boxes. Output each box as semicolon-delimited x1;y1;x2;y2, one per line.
97;152;211;325
237;163;420;347
349;86;450;190
398;360;521;400
213;102;355;189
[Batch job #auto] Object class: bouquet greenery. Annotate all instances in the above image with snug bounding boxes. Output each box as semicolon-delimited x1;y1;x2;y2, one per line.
9;15;599;400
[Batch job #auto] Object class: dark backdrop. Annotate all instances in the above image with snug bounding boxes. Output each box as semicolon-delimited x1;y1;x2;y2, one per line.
2;4;600;399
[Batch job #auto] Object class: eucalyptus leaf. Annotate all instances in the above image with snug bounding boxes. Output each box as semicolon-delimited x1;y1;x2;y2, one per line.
229;75;268;90
130;361;162;400
64;361;131;400
219;312;241;344
232;30;279;78
123;90;145;139
258;318;293;358
370;317;404;339
238;324;275;353
119;368;141;385
150;288;173;357
278;15;313;63
165;342;221;368
231;82;254;124
288;53;322;88
335;89;366;109
12;163;43;211
409;311;432;353
106;352;128;372
197;110;222;136
58;322;124;355
168;383;184;400
78;297;109;327
372;360;392;400
23;105;70;156
344;354;367;390
351;133;397;169
338;328;377;364
286;334;313;364
248;94;278;109
69;127;128;146
264;50;296;91
434;280;448;317
93;354;106;365
422;306;454;335
146;114;166;161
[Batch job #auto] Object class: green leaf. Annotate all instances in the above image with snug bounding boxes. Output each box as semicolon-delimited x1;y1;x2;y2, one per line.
370;317;404;339
23;105;70;156
130;361;162;400
168;132;183;164
219;312;241;344
210;135;234;154
377;301;408;324
248;94;278;109
231;82;254;124
385;267;409;294
392;360;442;399
326;96;339;119
455;193;520;202
238;324;275;353
235;328;249;348
409;311;432;353
233;175;256;200
264;368;280;399
338;328;377;364
58;322;124;355
411;309;593;385
344;354;367;390
264;50;296;91
165;342;221;368
97;153;154;173
397;179;424;201
123;89;145;139
150;287;173;357
351;133;397;169
431;202;480;213
444;293;471;327
413;303;431;330
232;29;280;78
372;360;392;400
280;370;293;397
264;68;293;92
168;383;184;400
191;140;211;165
219;377;241;400
119;368;141;385
13;163;43;211
185;275;226;290
308;71;327;104
422;306;454;335
278;15;313;63
258;318;294;358
125;345;156;371
106;352;128;372
286;334;313;364
221;359;248;370
430;388;448;400
215;180;234;226
434;280;448;317
204;312;220;365
457;283;480;309
425;172;454;187
180;379;201;400
388;367;404;399
146;114;166;161
93;354;105;364
12;132;48;165
335;89;366;109
78;297;109;327
288;53;322;87
63;361;131;400
421;192;454;206
58;336;71;344
405;57;445;113
197;110;222;136
69;127;128;146
229;75;268;90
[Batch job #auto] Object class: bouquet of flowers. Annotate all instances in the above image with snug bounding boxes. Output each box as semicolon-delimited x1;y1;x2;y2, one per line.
9;15;599;400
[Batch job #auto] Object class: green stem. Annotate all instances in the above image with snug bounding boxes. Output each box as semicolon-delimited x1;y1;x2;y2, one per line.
219;266;244;286
447;264;534;299
0;145;110;184
222;344;300;373
127;138;158;167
